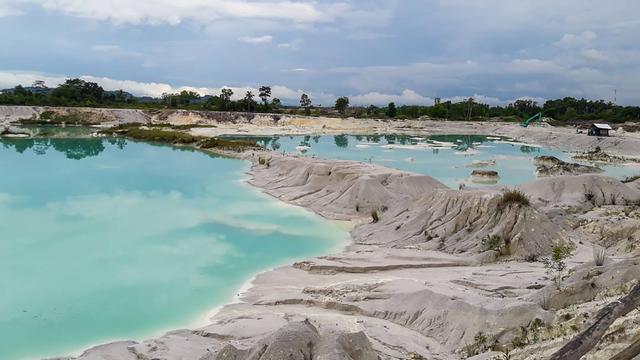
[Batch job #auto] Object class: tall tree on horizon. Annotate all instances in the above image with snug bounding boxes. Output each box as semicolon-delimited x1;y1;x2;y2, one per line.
258;86;271;108
244;91;255;112
335;96;349;115
386;102;397;118
300;93;312;115
220;88;233;110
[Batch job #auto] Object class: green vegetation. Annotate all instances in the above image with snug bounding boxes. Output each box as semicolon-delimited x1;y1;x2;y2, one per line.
3;79;639;122
463;332;496;357
543;243;574;287
482;234;505;253
371;209;380;223
300;93;312;116
385;102;397;118
497;189;531;209
102;125;258;152
335;96;350;115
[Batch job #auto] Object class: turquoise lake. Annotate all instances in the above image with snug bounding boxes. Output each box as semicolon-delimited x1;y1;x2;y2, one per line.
245;134;639;188
0;138;348;360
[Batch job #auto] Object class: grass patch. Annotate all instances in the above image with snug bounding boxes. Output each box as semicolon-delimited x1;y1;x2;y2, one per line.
197;137;257;151
123;127;198;144
100;125;257;152
498;189;530;209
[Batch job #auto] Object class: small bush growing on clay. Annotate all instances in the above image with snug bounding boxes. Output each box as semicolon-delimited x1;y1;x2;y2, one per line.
371;209;380;223
584;189;596;205
407;352;426;360
498;190;530;209
463;332;492;357
593;246;606;266
543;243;573;287
482;234;504;252
495;349;512;360
258;156;266;165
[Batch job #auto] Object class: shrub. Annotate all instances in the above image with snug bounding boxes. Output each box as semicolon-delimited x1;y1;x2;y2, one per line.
543;243;573;287
198;137;257;151
482;235;503;252
258;157;266;165
584;189;596;205
593;246;606;266
463;331;493;357
498;189;530;209
371;209;379;223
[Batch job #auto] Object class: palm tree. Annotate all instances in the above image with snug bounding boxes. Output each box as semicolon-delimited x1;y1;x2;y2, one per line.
244;91;255;112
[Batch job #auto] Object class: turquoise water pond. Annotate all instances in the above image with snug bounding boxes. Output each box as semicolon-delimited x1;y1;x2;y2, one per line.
0;138;348;360
245;134;639;188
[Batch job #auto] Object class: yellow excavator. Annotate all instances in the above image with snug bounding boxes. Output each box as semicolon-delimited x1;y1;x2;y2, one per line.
520;112;543;127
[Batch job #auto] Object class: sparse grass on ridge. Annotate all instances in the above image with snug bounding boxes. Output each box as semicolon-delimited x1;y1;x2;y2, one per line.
498;189;531;209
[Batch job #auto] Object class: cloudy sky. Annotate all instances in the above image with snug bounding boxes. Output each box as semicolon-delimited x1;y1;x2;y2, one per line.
0;0;638;105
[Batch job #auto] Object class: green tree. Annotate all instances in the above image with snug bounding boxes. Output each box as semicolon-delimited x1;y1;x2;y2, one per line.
543;244;573;287
258;86;271;108
178;90;200;105
271;98;281;110
244;91;255;112
220;88;234;110
386;102;397;118
300;93;312;115
335;96;349;115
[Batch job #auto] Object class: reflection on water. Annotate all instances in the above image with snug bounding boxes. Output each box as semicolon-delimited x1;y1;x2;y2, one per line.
1;138;115;159
232;134;638;188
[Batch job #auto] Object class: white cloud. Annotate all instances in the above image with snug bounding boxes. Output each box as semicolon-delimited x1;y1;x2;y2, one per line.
350;89;432;106
11;0;356;25
277;39;303;50
554;31;597;48
580;48;609;62
284;68;309;72
508;59;564;74
238;35;273;44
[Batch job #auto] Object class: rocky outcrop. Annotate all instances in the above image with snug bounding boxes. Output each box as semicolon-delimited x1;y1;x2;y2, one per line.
0;105;318;127
627;178;640;191
248;154;448;220
470;169;500;183
534;156;603;177
354;189;565;260
251;154;565;261
573;147;640;164
0;122;32;137
578;207;640;256
466;159;496;168
519;174;640;211
206;320;379;360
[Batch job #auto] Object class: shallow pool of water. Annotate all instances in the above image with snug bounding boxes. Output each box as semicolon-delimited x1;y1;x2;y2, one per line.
0;138;348;360
244;134;639;188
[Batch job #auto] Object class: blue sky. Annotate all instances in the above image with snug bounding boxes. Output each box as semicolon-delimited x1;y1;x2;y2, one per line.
0;0;639;105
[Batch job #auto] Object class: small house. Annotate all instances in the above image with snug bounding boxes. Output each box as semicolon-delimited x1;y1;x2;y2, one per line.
588;123;612;137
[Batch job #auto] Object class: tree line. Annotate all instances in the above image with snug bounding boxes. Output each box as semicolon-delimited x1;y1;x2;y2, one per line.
1;79;639;122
